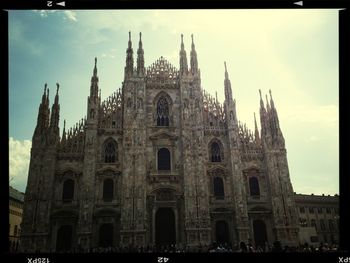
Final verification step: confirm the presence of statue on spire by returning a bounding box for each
[137,32,145,75]
[223,61,233,103]
[125,31,134,78]
[179,34,188,76]
[190,34,198,74]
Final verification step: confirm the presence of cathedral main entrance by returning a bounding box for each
[215,220,230,244]
[56,225,72,252]
[253,220,268,248]
[99,223,114,247]
[155,208,176,246]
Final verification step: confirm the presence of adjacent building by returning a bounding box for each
[295,193,339,246]
[9,186,25,252]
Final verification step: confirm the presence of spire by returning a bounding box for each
[259,90,268,138]
[50,83,60,130]
[61,119,66,143]
[268,89,282,139]
[46,87,49,104]
[47,82,60,144]
[254,112,261,145]
[224,61,229,80]
[35,83,50,135]
[265,94,270,112]
[137,32,145,76]
[259,89,265,110]
[90,57,99,99]
[45,87,50,128]
[55,82,59,104]
[179,34,188,76]
[93,57,97,77]
[42,83,47,105]
[125,31,134,78]
[224,61,233,103]
[190,34,198,74]
[128,31,132,48]
[269,89,275,109]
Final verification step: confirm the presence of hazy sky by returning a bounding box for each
[9,10,339,195]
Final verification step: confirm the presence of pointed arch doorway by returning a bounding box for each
[253,220,268,248]
[215,220,230,244]
[99,223,114,248]
[56,225,73,252]
[155,208,176,246]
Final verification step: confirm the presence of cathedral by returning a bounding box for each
[20,32,299,252]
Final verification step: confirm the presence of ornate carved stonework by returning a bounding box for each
[21,33,300,252]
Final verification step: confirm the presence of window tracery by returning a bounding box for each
[157,97,170,126]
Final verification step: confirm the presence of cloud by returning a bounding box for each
[9,137,31,192]
[32,10,77,22]
[63,11,77,22]
[101,53,115,59]
[33,10,57,18]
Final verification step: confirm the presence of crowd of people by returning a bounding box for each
[49,241,339,253]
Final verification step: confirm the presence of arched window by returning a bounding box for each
[104,141,117,163]
[320,219,326,231]
[249,177,260,197]
[158,148,171,171]
[328,220,334,231]
[157,97,169,126]
[103,179,114,202]
[213,177,225,199]
[210,142,222,162]
[62,179,74,201]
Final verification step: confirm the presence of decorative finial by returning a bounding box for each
[93,57,98,77]
[129,31,131,40]
[191,34,194,43]
[139,32,142,40]
[44,83,47,92]
[224,61,227,72]
[63,119,66,129]
[265,94,270,108]
[259,89,262,99]
[181,34,183,42]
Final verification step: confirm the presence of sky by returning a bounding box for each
[9,10,339,195]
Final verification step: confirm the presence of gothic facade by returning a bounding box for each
[20,32,299,252]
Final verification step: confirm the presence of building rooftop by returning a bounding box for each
[9,186,25,203]
[294,192,339,204]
